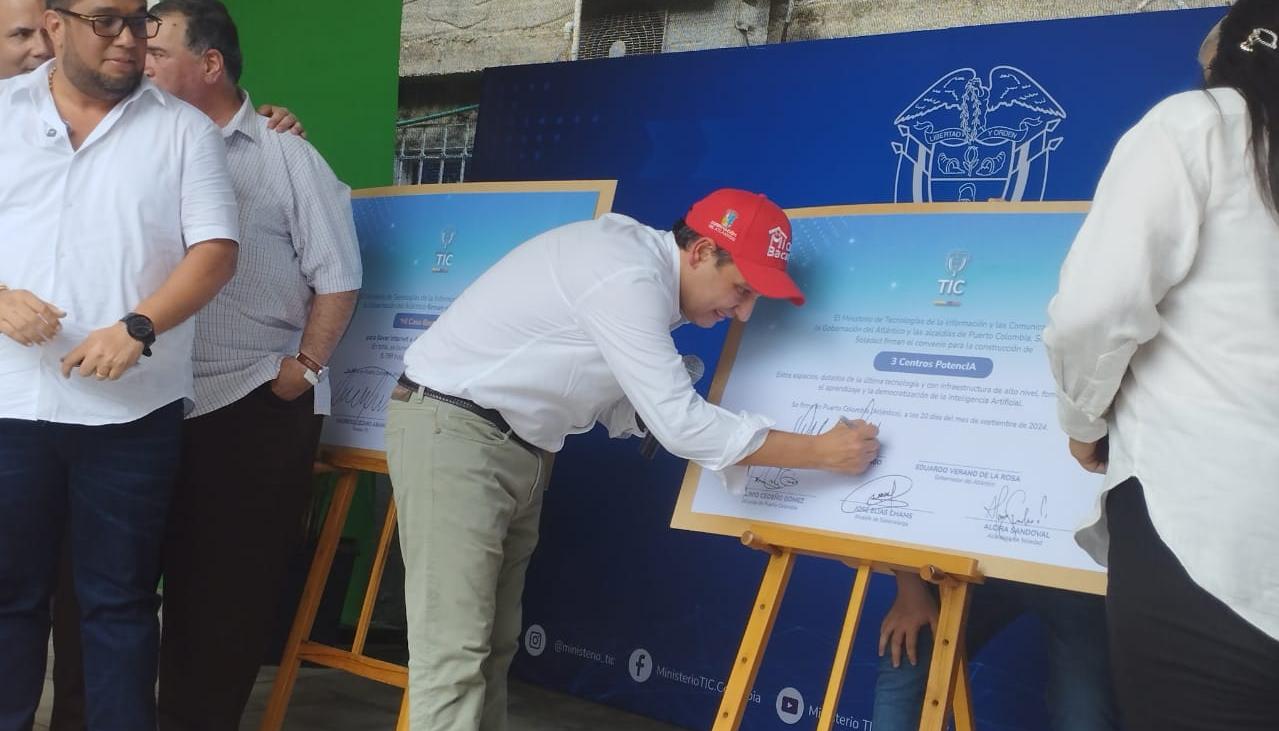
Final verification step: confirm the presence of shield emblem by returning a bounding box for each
[891,66,1066,204]
[926,139,1015,202]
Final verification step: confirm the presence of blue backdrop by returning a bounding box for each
[468,8,1223,730]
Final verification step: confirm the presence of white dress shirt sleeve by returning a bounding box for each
[1044,110,1208,442]
[181,118,240,248]
[573,267,774,475]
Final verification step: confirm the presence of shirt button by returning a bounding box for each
[46,128,56,137]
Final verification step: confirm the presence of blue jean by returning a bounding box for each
[0,403,182,731]
[873,579,1120,731]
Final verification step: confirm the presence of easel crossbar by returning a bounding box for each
[741,525,982,581]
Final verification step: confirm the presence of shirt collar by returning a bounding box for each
[221,91,258,142]
[124,75,168,108]
[10,59,54,103]
[664,229,689,327]
[14,59,166,109]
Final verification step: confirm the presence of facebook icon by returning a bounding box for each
[628,648,653,683]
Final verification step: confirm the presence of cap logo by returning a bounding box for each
[707,208,740,241]
[766,226,791,262]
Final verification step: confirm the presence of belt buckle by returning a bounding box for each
[390,384,414,402]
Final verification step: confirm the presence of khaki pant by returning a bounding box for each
[386,393,550,731]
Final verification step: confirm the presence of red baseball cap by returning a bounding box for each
[684,189,805,306]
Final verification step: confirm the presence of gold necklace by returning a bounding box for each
[47,64,73,137]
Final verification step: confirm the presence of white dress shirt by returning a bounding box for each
[1045,88,1279,639]
[403,213,773,482]
[191,94,361,417]
[0,62,240,425]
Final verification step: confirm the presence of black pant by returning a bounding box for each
[49,384,323,731]
[1106,479,1279,731]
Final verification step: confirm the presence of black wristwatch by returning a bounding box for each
[120,312,155,357]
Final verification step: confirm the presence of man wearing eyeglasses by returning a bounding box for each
[1,0,305,135]
[0,0,240,728]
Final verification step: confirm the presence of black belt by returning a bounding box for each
[395,374,539,454]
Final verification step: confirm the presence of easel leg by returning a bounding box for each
[951,654,975,731]
[917,578,972,731]
[352,500,399,656]
[258,469,359,731]
[815,563,872,731]
[395,689,411,731]
[711,549,795,731]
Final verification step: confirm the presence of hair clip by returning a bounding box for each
[1240,27,1279,53]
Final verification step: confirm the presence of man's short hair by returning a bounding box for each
[151,0,243,83]
[45,0,74,10]
[673,217,733,265]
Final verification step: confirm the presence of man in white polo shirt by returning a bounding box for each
[388,189,882,731]
[0,0,239,728]
[38,3,360,730]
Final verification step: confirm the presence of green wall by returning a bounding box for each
[221,0,401,189]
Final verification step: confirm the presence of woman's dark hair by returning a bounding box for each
[1206,0,1279,212]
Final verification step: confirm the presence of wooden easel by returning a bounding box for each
[712,524,983,731]
[259,447,410,731]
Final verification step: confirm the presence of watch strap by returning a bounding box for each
[295,351,324,374]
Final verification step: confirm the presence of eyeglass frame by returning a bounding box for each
[53,8,162,40]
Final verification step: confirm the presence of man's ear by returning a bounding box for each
[44,9,65,51]
[688,236,717,268]
[203,48,225,84]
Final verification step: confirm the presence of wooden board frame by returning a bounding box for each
[318,179,618,473]
[671,201,1106,595]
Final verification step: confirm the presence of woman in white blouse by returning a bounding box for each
[1044,1,1279,727]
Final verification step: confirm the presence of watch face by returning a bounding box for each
[127,320,148,338]
[124,315,154,343]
